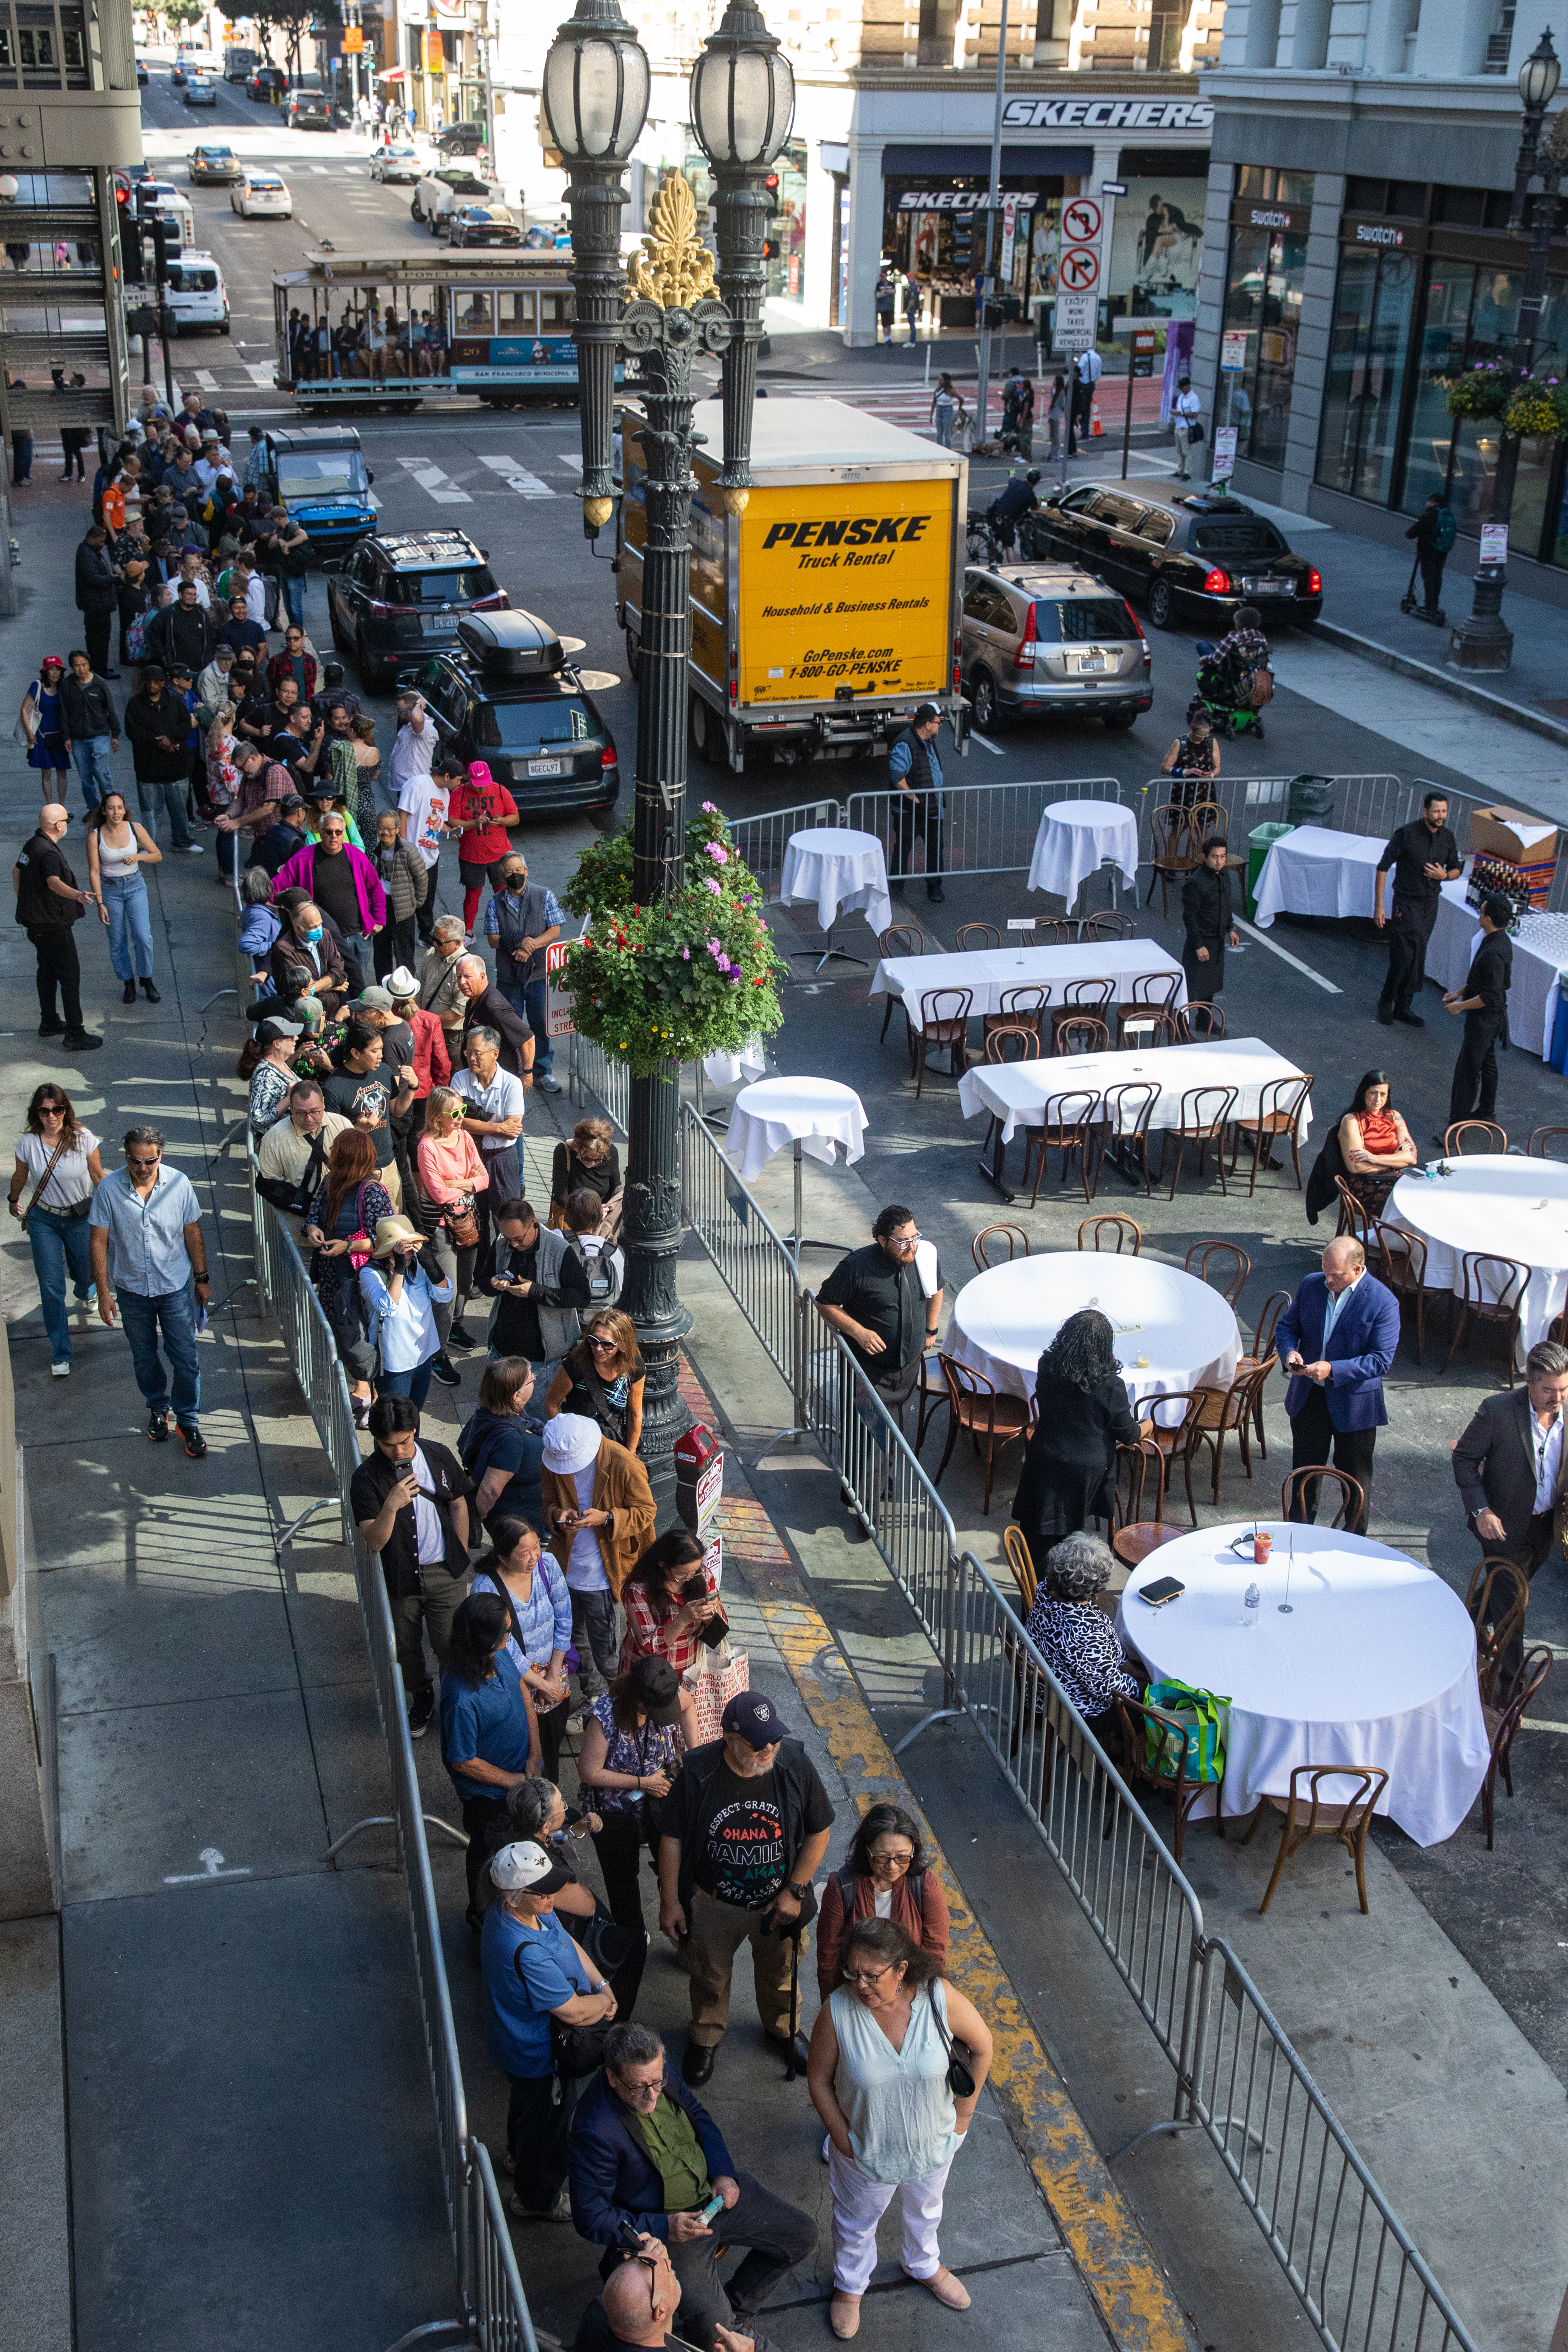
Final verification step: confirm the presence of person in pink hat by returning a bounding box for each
[449,757,519,939]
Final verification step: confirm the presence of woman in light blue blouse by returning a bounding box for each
[469,1514,574,1776]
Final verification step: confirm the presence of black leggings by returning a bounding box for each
[590,1808,657,1938]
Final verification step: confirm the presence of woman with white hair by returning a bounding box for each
[1022,1532,1141,1745]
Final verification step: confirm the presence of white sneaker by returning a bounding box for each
[179,842,206,854]
[51,1360,70,1377]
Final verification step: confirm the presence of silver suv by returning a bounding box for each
[960,561,1152,733]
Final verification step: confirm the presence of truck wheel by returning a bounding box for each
[1149,577,1176,630]
[689,691,712,761]
[970,669,998,731]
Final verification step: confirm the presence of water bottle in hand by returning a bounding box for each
[1241,1581,1260,1629]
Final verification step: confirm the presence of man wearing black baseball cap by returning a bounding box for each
[887,703,946,904]
[657,1690,834,2086]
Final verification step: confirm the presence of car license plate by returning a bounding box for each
[1244,576,1290,595]
[528,758,564,777]
[1072,652,1107,674]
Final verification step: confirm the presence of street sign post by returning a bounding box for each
[545,939,574,1037]
[1221,329,1249,372]
[1053,286,1097,351]
[1213,424,1238,484]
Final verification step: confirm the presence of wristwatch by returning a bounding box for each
[786,1881,811,1902]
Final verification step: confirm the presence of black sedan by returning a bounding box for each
[1022,486,1323,630]
[447,203,520,249]
[399,611,620,822]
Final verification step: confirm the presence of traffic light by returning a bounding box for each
[761,168,780,262]
[149,215,173,288]
[116,183,144,283]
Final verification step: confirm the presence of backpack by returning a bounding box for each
[126,608,153,662]
[1432,505,1457,554]
[566,1230,622,1307]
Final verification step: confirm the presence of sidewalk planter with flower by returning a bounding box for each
[1445,359,1513,421]
[1503,372,1568,440]
[558,803,787,1080]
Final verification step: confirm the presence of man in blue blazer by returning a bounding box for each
[1275,1236,1401,1534]
[569,2022,817,2346]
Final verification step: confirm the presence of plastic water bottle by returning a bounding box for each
[1241,1582,1260,1628]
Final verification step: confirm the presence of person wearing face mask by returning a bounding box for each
[484,852,565,1095]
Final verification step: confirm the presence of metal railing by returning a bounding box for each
[567,1027,631,1133]
[680,1104,802,1398]
[1133,774,1415,865]
[726,796,846,903]
[846,775,1123,885]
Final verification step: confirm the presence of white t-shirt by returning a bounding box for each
[873,1886,893,1919]
[15,1125,100,1211]
[390,715,435,796]
[410,1443,445,1564]
[451,1065,525,1152]
[399,774,449,870]
[1174,388,1202,422]
[566,1462,609,1590]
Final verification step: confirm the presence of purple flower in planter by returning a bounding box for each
[703,877,723,896]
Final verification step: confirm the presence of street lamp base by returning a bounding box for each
[1449,613,1514,672]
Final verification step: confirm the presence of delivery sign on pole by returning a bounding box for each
[546,939,574,1037]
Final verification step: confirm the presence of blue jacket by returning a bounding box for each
[568,2061,734,2245]
[1275,1270,1400,1432]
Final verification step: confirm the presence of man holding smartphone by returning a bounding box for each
[351,1392,474,1737]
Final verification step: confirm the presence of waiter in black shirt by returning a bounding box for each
[816,1205,942,1541]
[1180,834,1241,1005]
[1442,892,1514,1136]
[1374,791,1462,1027]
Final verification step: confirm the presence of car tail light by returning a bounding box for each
[1123,600,1145,639]
[1014,601,1040,669]
[1306,566,1322,595]
[470,590,509,610]
[1202,567,1231,595]
[953,632,962,689]
[601,746,616,768]
[365,599,417,618]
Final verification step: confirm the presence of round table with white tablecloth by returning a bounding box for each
[724,1075,867,1184]
[947,1252,1240,1416]
[1117,1522,1490,1845]
[1386,1155,1568,1356]
[1027,799,1141,908]
[778,826,891,939]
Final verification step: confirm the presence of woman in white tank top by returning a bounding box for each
[808,1917,994,2339]
[85,787,162,1005]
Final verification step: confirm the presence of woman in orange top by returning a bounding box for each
[816,1802,950,2001]
[1337,1067,1417,1221]
[415,1085,488,1359]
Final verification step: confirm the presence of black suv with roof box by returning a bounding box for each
[1023,486,1323,630]
[399,611,621,821]
[324,528,507,689]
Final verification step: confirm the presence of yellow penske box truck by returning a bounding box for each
[615,394,970,775]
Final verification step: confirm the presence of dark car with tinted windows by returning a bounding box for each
[324,527,508,687]
[401,612,620,821]
[1023,486,1323,631]
[447,201,521,248]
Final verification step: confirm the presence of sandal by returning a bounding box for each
[829,2293,861,2339]
[909,2269,970,2311]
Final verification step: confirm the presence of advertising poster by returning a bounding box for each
[737,481,956,705]
[1109,177,1208,319]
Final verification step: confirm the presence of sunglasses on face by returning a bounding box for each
[588,1335,618,1354]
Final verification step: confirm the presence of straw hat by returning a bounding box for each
[369,1215,422,1261]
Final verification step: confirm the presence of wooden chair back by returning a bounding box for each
[1025,1088,1101,1208]
[1483,1645,1552,1849]
[1244,1764,1390,1914]
[1280,1464,1364,1528]
[1056,1014,1111,1057]
[1527,1126,1568,1160]
[1064,976,1116,1013]
[985,1022,1039,1065]
[1372,1220,1429,1364]
[1120,1011,1181,1050]
[1444,1251,1531,1385]
[917,986,972,1034]
[1114,1436,1166,1528]
[879,922,928,958]
[934,1353,1031,1513]
[1179,1002,1228,1042]
[1114,1694,1215,1862]
[1245,1289,1294,1369]
[1185,1239,1250,1307]
[1023,917,1073,944]
[1176,1083,1236,1140]
[1333,1176,1372,1245]
[1444,1119,1509,1155]
[1466,1557,1529,1708]
[998,982,1048,1021]
[955,921,1001,951]
[1002,1523,1038,1613]
[1082,911,1136,940]
[1080,1213,1142,1255]
[974,1221,1030,1270]
[1129,969,1181,1010]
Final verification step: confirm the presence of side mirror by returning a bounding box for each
[321,557,343,574]
[366,470,375,485]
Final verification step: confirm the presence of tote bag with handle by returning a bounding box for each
[686,1635,749,1745]
[1143,1678,1230,1784]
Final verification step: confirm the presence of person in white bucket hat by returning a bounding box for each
[541,1411,655,1704]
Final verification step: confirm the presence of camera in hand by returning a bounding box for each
[681,1572,728,1650]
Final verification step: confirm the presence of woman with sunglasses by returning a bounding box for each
[546,1307,644,1456]
[807,1917,994,2339]
[8,1086,106,1376]
[815,1803,949,2003]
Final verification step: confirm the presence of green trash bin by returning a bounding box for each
[1247,821,1295,919]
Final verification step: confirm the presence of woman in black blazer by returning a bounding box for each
[1012,1309,1144,1559]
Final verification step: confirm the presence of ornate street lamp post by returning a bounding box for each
[544,0,793,1488]
[1450,28,1565,672]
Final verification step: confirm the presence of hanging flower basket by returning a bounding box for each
[1445,359,1512,420]
[1503,372,1568,442]
[557,804,787,1078]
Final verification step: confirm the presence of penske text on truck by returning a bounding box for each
[615,396,969,773]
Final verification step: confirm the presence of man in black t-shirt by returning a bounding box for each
[1374,792,1462,1027]
[12,803,102,1050]
[1443,892,1515,1135]
[816,1205,942,1541]
[657,1692,834,2086]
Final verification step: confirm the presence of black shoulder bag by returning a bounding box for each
[927,1983,976,2098]
[255,1124,327,1217]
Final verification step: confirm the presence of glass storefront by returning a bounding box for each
[1316,246,1419,504]
[766,140,807,303]
[883,177,1079,335]
[1218,204,1308,472]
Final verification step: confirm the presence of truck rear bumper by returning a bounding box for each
[728,695,970,761]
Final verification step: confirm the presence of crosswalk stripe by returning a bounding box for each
[191,368,219,388]
[476,453,554,499]
[396,453,471,504]
[245,362,275,386]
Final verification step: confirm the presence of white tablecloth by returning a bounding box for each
[950,1253,1240,1413]
[724,1075,868,1184]
[1027,799,1141,906]
[1427,878,1568,1057]
[1387,1157,1568,1356]
[703,1034,766,1088]
[779,827,891,938]
[1118,1523,1490,1847]
[957,1034,1313,1146]
[1252,825,1382,929]
[869,939,1187,1020]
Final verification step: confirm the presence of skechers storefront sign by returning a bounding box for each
[1001,97,1214,130]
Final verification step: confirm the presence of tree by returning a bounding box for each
[216,0,336,76]
[162,0,206,30]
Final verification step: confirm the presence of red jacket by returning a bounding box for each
[267,649,317,702]
[407,1007,451,1100]
[816,1865,951,2000]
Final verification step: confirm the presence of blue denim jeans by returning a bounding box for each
[282,573,306,626]
[374,1357,433,1409]
[137,776,193,849]
[116,1278,201,1425]
[103,873,154,981]
[74,735,115,813]
[499,973,554,1080]
[27,1204,93,1365]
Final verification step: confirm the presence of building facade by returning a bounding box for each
[1188,0,1568,600]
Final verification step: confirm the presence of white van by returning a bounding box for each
[139,182,197,252]
[162,252,231,335]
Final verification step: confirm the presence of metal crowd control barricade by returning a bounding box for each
[845,775,1123,890]
[726,796,847,905]
[1134,775,1484,871]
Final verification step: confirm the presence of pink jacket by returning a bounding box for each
[273,841,387,937]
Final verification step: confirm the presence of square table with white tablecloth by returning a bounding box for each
[869,938,1187,1022]
[1251,825,1383,929]
[1027,799,1141,908]
[1118,1523,1491,1845]
[1386,1156,1568,1357]
[950,1251,1240,1413]
[778,826,891,939]
[1427,878,1568,1057]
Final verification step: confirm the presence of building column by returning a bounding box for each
[842,135,886,347]
[1277,172,1344,510]
[1188,157,1233,470]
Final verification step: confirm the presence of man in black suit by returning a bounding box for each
[1452,1340,1568,1580]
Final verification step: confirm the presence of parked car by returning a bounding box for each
[187,144,242,185]
[231,169,292,218]
[136,55,148,85]
[246,65,288,102]
[397,612,621,821]
[447,202,520,249]
[1023,485,1325,631]
[182,72,217,106]
[434,120,486,154]
[412,165,490,231]
[284,83,332,130]
[324,527,507,687]
[959,559,1152,733]
[369,142,422,184]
